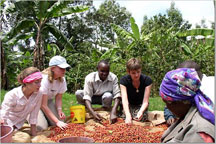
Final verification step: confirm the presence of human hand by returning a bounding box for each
[30,124,37,136]
[56,121,68,130]
[92,112,104,121]
[166,117,175,126]
[110,112,118,124]
[134,111,143,121]
[31,131,37,136]
[58,111,66,120]
[125,115,132,124]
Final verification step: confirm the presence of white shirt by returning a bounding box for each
[83,72,121,102]
[200,74,215,104]
[40,74,67,100]
[0,86,43,129]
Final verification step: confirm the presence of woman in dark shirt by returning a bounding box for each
[120,58,153,124]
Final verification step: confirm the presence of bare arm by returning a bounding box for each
[135,84,152,120]
[41,94,59,124]
[55,93,66,119]
[120,84,132,124]
[140,84,152,113]
[110,76,121,124]
[55,93,63,109]
[85,100,103,121]
[110,97,121,124]
[30,124,36,136]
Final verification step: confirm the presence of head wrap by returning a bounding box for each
[22,72,42,83]
[160,68,214,125]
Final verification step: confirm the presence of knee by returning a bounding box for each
[102,92,113,105]
[75,90,84,97]
[102,92,113,99]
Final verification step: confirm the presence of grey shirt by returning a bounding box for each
[83,72,121,102]
[161,106,215,143]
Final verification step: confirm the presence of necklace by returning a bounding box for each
[132,81,140,93]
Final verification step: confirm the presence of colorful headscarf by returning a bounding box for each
[160,68,214,125]
[23,72,42,83]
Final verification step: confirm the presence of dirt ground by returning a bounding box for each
[11,109,166,143]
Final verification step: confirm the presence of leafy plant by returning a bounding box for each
[3,0,89,70]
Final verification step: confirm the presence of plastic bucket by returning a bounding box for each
[70,105,85,123]
[58,136,94,143]
[0,125,14,143]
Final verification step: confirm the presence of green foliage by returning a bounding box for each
[1,89,7,102]
[178,28,214,37]
[177,28,215,76]
[0,0,5,6]
[138,4,192,96]
[4,0,88,67]
[4,19,35,40]
[111,23,133,40]
[130,17,140,40]
[1,0,214,98]
[93,0,132,44]
[57,0,132,92]
[111,16,148,59]
[43,23,74,50]
[2,0,89,90]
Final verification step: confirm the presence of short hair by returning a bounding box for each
[97,59,110,69]
[126,58,142,71]
[177,60,203,80]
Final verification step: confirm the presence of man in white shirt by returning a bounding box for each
[75,60,121,123]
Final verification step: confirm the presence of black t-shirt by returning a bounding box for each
[120,74,153,105]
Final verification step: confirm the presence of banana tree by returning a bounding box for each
[177,28,215,58]
[89,17,151,65]
[3,0,88,70]
[177,28,215,74]
[111,17,153,58]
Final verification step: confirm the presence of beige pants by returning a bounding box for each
[36,99,61,131]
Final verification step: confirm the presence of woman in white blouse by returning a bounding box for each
[37,56,70,130]
[0,67,43,136]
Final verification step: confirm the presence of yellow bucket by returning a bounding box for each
[70,105,85,123]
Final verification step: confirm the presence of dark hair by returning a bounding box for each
[177,60,203,80]
[97,60,110,69]
[126,58,142,71]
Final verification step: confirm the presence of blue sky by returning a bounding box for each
[93,0,215,29]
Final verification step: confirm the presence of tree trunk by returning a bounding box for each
[0,42,8,90]
[33,21,44,70]
[0,13,8,89]
[34,41,44,70]
[39,36,44,70]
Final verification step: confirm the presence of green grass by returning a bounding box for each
[149,97,165,111]
[1,89,7,102]
[1,89,165,117]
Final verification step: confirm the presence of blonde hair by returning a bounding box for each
[42,67,63,83]
[126,58,142,71]
[17,67,40,85]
